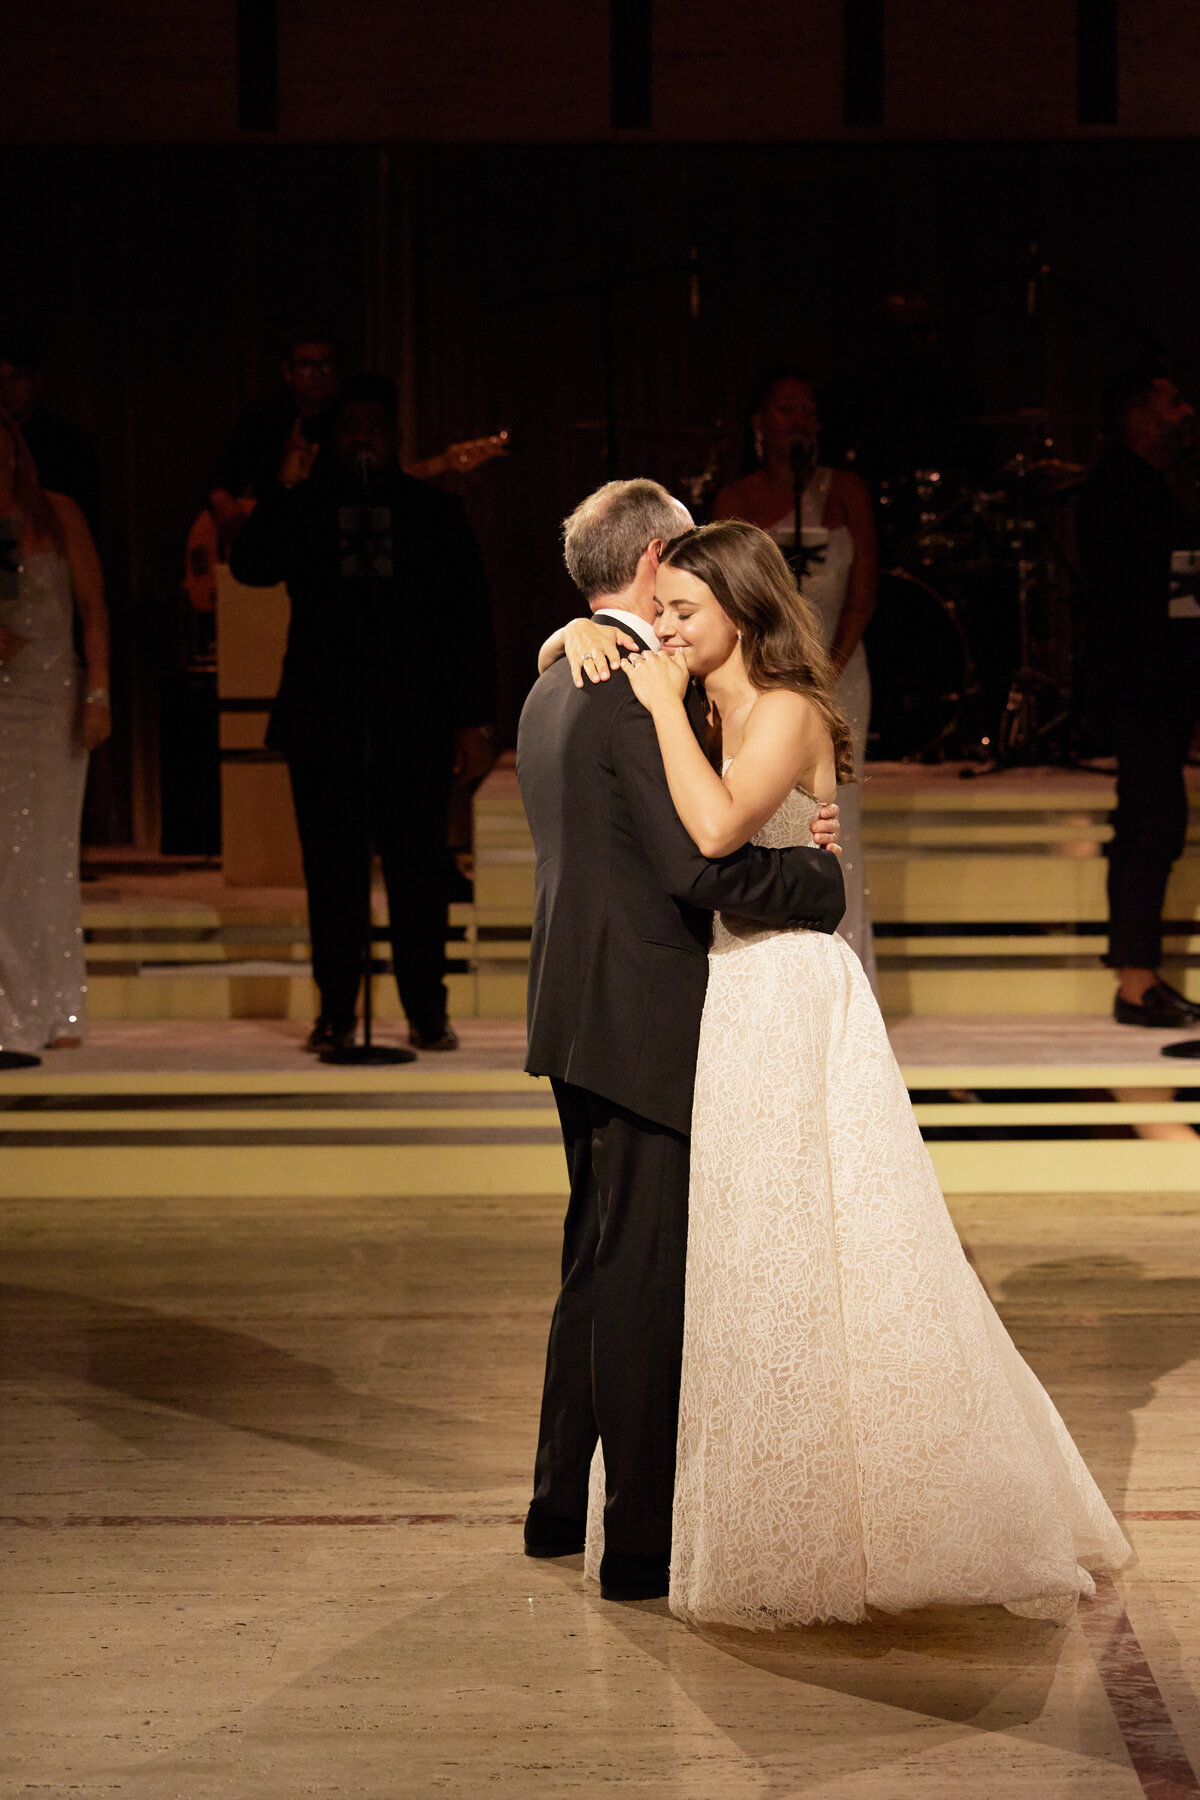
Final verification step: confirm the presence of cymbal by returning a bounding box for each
[969,409,1093,427]
[968,409,1048,425]
[1024,456,1086,475]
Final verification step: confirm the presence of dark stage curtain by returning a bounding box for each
[9,141,1200,844]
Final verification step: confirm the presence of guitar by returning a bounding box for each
[405,430,510,481]
[183,430,510,615]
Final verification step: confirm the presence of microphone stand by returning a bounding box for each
[319,448,417,1066]
[786,438,818,584]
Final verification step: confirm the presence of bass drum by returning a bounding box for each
[864,569,971,761]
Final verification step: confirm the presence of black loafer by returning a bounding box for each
[305,1018,356,1053]
[1155,979,1200,1020]
[598,1549,670,1601]
[408,1022,460,1052]
[523,1505,586,1558]
[1114,983,1200,1028]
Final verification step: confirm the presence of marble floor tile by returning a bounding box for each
[3,1182,1198,1797]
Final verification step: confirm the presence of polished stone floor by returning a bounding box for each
[3,1174,1200,1797]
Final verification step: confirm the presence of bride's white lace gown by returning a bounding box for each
[586,781,1130,1627]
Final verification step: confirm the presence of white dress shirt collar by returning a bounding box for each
[591,606,660,652]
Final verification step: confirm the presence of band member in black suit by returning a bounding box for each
[231,374,497,1052]
[517,479,845,1600]
[1076,368,1200,1028]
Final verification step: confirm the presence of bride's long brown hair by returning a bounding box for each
[661,519,856,784]
[0,407,66,554]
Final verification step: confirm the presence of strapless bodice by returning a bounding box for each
[720,758,823,852]
[713,768,826,954]
[751,785,821,851]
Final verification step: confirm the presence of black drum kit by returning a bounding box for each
[863,423,1087,767]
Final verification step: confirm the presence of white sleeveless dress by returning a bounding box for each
[0,550,89,1053]
[586,782,1130,1627]
[769,468,876,989]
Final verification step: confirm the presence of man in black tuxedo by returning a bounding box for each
[517,479,845,1600]
[231,374,497,1052]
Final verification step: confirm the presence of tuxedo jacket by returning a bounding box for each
[516,621,846,1135]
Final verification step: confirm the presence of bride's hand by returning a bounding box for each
[563,618,637,687]
[622,646,690,712]
[810,802,841,854]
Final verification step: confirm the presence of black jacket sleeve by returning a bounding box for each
[228,487,308,589]
[437,493,496,728]
[609,690,845,932]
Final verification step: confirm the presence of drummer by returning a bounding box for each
[714,369,879,987]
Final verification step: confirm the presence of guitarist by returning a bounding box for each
[230,373,499,1055]
[209,326,341,559]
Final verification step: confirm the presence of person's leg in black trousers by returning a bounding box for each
[370,731,455,1039]
[286,742,372,1030]
[526,1080,600,1546]
[528,1079,690,1589]
[1107,638,1200,1022]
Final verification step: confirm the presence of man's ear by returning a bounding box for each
[646,537,666,570]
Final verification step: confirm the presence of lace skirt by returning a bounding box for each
[664,926,1129,1628]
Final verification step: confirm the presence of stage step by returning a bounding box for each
[473,765,1200,1019]
[1,1050,1195,1198]
[79,765,1200,1022]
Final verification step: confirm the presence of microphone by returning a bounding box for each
[356,448,379,494]
[788,433,816,477]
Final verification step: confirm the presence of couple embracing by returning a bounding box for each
[517,479,1128,1629]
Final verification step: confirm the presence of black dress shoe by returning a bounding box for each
[305,1018,356,1053]
[408,1022,459,1052]
[1155,978,1200,1019]
[523,1504,586,1558]
[598,1549,670,1601]
[1114,983,1200,1028]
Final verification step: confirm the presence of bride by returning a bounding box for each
[550,519,1129,1629]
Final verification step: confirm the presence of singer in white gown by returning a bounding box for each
[0,413,111,1056]
[582,521,1130,1629]
[716,372,878,986]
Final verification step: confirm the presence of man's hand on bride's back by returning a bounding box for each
[562,618,638,686]
[811,802,841,854]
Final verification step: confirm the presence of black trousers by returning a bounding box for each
[285,730,454,1032]
[1105,626,1200,970]
[532,1079,690,1560]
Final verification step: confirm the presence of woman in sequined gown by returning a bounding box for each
[579,521,1129,1631]
[715,371,878,987]
[0,410,111,1057]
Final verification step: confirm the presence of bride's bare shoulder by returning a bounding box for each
[744,688,827,747]
[741,690,835,796]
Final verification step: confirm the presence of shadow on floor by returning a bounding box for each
[0,1282,509,1485]
[991,1252,1200,1516]
[531,1563,1085,1797]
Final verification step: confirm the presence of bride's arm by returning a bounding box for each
[622,654,834,857]
[537,617,639,684]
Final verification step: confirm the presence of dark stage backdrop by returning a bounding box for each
[9,140,1200,846]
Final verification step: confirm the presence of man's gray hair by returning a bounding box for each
[562,479,693,603]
